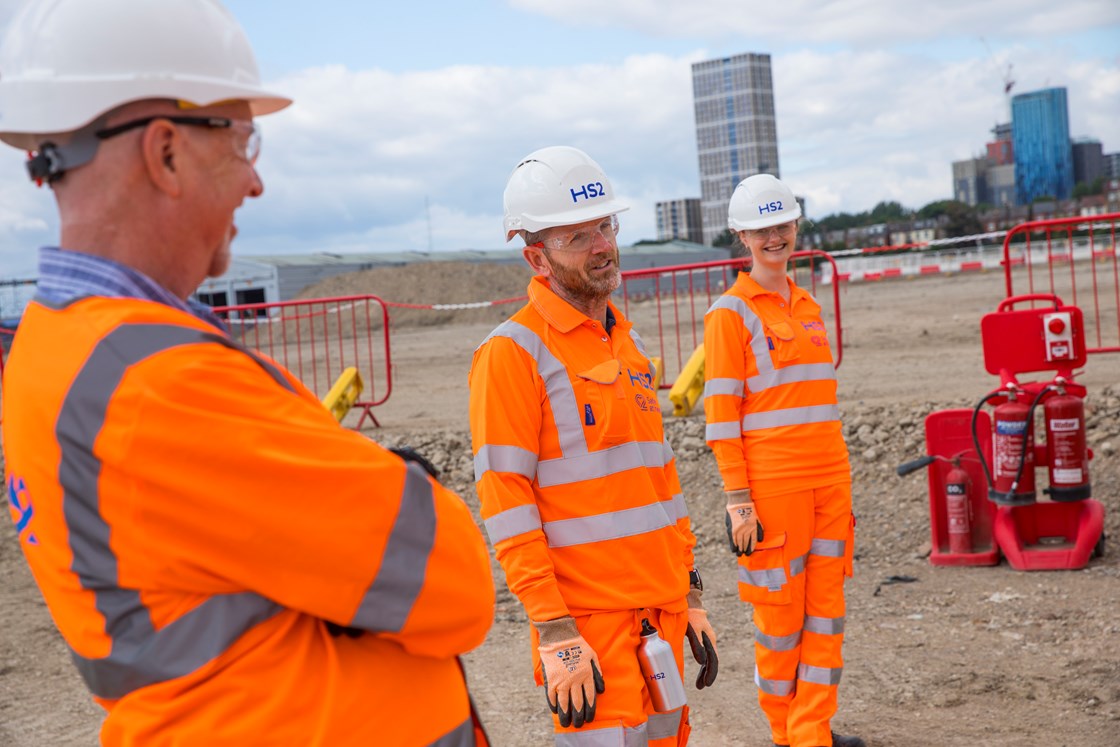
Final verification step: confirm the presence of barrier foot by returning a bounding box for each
[356,405,381,429]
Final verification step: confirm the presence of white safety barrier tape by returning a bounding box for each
[429,301,495,310]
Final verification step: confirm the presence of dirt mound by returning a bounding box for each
[297,261,534,329]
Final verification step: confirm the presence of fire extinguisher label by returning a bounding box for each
[996,420,1027,435]
[1049,418,1079,432]
[1053,468,1083,482]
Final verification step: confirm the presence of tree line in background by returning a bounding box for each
[710,176,1111,251]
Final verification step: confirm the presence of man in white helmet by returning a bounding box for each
[468,145,720,745]
[0,1,494,744]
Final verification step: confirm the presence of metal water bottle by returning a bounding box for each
[636,618,687,712]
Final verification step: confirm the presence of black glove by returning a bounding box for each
[685,621,718,689]
[390,446,439,478]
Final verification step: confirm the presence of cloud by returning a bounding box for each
[240,53,699,254]
[508,0,1120,45]
[0,0,1116,281]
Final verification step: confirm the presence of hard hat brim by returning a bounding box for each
[508,199,631,242]
[0,78,292,150]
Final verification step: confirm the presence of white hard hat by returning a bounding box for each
[503,145,630,242]
[727,174,802,231]
[0,0,291,152]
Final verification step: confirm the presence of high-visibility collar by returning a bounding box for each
[733,270,813,306]
[527,275,628,335]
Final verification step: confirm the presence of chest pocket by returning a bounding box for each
[765,320,801,365]
[575,360,632,446]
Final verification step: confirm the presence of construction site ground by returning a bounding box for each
[1,262,1118,746]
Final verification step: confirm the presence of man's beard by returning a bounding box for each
[544,248,622,305]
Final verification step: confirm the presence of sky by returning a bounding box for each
[0,0,1118,280]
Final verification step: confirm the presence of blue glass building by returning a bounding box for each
[1011,87,1073,203]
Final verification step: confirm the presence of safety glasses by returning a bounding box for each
[96,116,261,164]
[536,214,620,253]
[743,220,797,241]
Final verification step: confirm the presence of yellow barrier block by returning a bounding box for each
[650,356,663,390]
[668,345,705,417]
[322,367,364,423]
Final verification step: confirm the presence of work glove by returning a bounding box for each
[390,446,440,478]
[534,616,606,728]
[725,488,764,556]
[685,588,719,689]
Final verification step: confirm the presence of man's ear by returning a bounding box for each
[522,244,552,278]
[140,120,183,197]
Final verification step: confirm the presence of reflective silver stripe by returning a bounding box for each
[350,462,436,633]
[704,377,744,398]
[742,404,840,432]
[474,443,538,482]
[429,716,475,747]
[60,324,284,700]
[483,321,586,457]
[665,492,689,521]
[739,565,787,592]
[544,499,678,548]
[738,552,808,592]
[747,361,837,392]
[705,420,742,441]
[804,615,846,635]
[790,553,807,577]
[484,504,542,545]
[536,440,669,488]
[798,662,843,686]
[647,708,684,739]
[755,667,795,696]
[755,626,801,652]
[811,538,846,558]
[555,722,648,746]
[629,327,650,358]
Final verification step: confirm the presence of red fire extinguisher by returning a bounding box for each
[945,458,972,554]
[990,389,1036,505]
[1044,381,1092,502]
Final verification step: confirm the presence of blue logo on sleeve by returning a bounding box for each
[584,404,596,425]
[8,476,38,545]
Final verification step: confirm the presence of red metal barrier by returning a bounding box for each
[214,295,392,428]
[1003,213,1120,355]
[619,250,843,389]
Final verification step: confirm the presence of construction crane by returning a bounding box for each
[979,37,1015,122]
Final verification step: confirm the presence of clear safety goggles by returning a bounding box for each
[743,220,797,241]
[95,116,261,164]
[536,214,620,253]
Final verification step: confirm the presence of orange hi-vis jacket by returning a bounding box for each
[3,295,495,746]
[469,277,695,625]
[703,272,850,495]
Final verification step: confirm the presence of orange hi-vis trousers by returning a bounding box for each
[535,608,691,746]
[737,482,854,747]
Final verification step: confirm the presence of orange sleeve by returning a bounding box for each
[703,305,751,491]
[468,336,569,623]
[105,343,495,660]
[663,449,696,569]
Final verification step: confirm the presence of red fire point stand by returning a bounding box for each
[901,294,1106,571]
